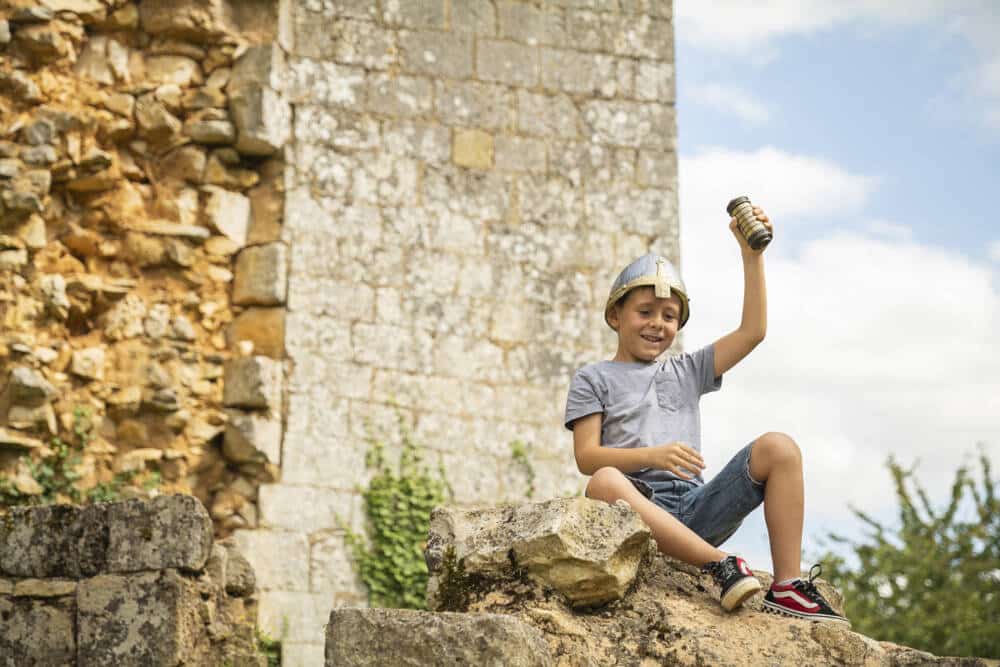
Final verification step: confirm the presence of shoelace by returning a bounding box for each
[793,564,824,600]
[701,557,739,584]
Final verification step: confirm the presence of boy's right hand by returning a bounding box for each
[646,442,705,480]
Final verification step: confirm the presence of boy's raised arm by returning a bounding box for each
[712,207,772,378]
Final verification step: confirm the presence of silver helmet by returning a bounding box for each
[604,253,690,330]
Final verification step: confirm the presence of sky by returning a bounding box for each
[673,0,1000,572]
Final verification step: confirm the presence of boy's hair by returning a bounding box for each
[605,253,690,330]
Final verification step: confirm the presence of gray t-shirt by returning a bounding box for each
[564,344,722,485]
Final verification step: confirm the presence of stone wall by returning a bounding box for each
[0,0,289,536]
[0,494,265,665]
[233,0,681,662]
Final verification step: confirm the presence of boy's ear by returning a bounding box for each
[607,306,620,332]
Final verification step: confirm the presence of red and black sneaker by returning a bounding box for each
[763,564,850,625]
[701,555,761,611]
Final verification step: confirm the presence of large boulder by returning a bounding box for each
[426,496,651,609]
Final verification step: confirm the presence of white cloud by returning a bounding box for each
[688,83,771,124]
[679,147,1000,571]
[679,146,876,231]
[676,0,1000,132]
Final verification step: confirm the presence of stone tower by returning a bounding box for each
[235,1,680,662]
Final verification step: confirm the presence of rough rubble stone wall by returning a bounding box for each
[0,0,289,537]
[233,0,680,662]
[0,495,265,666]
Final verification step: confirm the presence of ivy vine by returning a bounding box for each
[343,421,448,610]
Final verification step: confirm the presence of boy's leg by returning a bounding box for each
[586,467,725,566]
[747,432,804,583]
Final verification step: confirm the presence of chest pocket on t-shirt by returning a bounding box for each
[654,373,689,412]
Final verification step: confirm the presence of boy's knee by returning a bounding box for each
[755,432,801,463]
[586,466,628,500]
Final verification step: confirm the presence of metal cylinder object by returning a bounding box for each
[726,195,772,251]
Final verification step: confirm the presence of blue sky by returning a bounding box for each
[673,1,1000,572]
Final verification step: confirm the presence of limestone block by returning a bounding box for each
[366,73,433,118]
[202,185,250,247]
[229,85,291,157]
[0,20,9,45]
[185,119,236,145]
[325,609,553,667]
[7,366,55,405]
[218,539,256,596]
[399,29,472,79]
[495,136,546,173]
[426,497,651,609]
[226,307,286,359]
[145,55,203,87]
[229,43,286,94]
[38,0,107,22]
[582,100,676,150]
[0,427,45,453]
[518,91,580,139]
[70,347,106,380]
[231,530,309,592]
[285,59,366,107]
[637,149,678,189]
[135,95,182,144]
[12,579,77,597]
[7,403,57,434]
[104,495,214,573]
[0,504,108,578]
[477,39,539,87]
[223,409,282,464]
[499,1,558,44]
[258,484,354,533]
[77,570,199,666]
[222,355,283,410]
[382,0,446,28]
[139,0,236,39]
[232,242,288,306]
[310,532,364,593]
[452,128,493,170]
[637,60,676,102]
[541,48,633,98]
[0,595,76,666]
[435,80,516,131]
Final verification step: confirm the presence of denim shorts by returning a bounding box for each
[626,442,765,547]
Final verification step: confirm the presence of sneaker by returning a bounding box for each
[701,555,762,611]
[763,564,850,625]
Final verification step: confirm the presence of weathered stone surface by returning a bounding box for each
[426,497,650,609]
[139,0,235,38]
[232,242,288,305]
[0,594,76,666]
[453,128,494,170]
[202,185,250,246]
[105,495,214,573]
[223,409,281,464]
[0,503,108,578]
[226,307,286,359]
[12,578,77,598]
[325,608,553,667]
[77,570,200,666]
[229,85,292,156]
[7,366,56,406]
[70,347,106,380]
[222,355,282,410]
[0,427,45,452]
[219,539,256,596]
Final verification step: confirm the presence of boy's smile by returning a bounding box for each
[608,286,681,363]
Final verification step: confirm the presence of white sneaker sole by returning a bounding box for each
[762,601,852,627]
[721,577,762,611]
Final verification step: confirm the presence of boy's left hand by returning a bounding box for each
[729,206,773,257]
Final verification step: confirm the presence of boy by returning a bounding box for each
[564,206,847,624]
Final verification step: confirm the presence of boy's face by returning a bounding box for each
[608,286,681,362]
